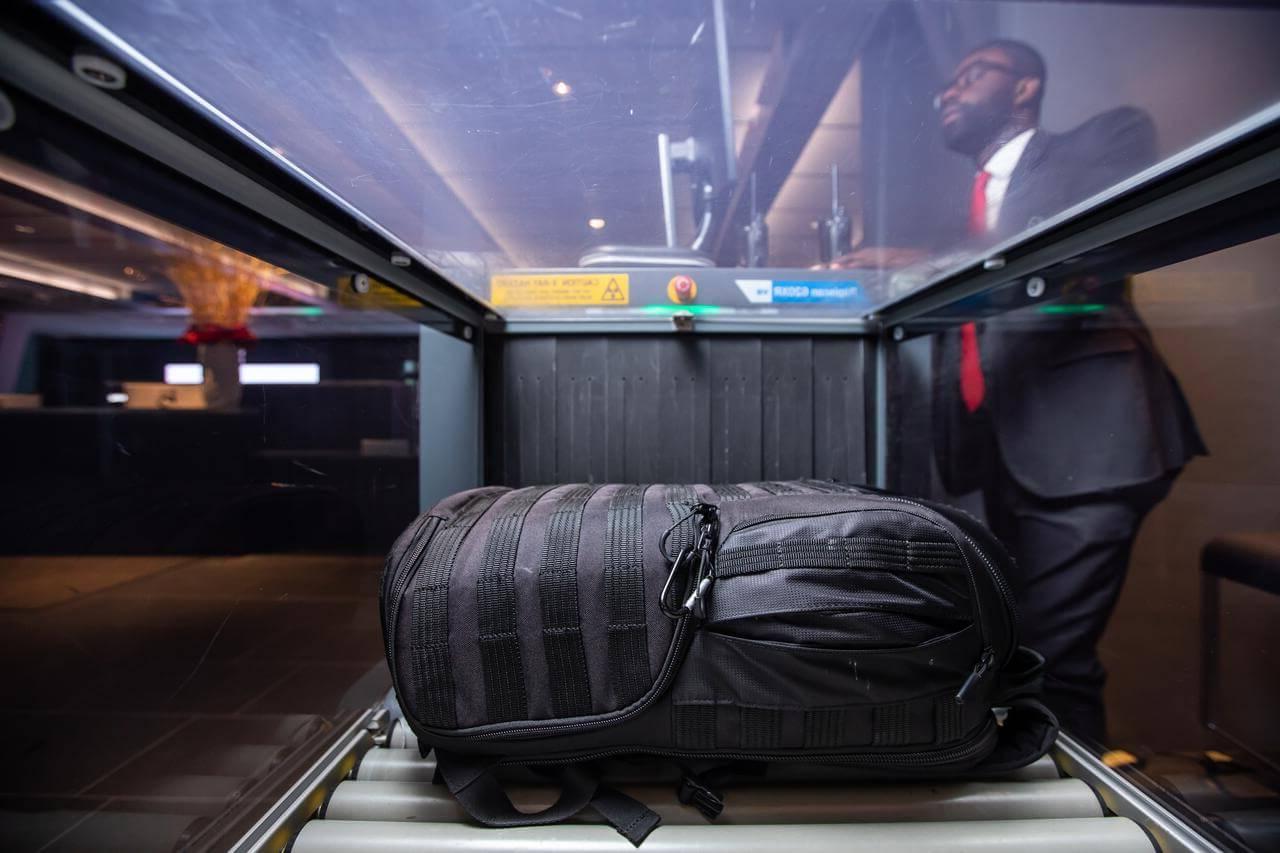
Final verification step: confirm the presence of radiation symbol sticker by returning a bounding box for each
[601,277,626,302]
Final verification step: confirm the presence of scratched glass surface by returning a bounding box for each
[61,0,1280,317]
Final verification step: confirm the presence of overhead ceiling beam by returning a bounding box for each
[711,2,887,264]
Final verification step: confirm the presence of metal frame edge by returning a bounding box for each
[227,710,377,853]
[1053,733,1226,853]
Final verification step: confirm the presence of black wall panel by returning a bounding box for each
[486,336,870,486]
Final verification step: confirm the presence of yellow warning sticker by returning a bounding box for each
[337,275,423,310]
[490,273,630,307]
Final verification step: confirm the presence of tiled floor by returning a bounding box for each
[0,554,390,853]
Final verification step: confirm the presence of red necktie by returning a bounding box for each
[960,171,990,413]
[969,170,991,235]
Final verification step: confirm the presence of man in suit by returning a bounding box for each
[842,40,1206,741]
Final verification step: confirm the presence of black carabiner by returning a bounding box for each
[660,503,720,621]
[660,545,694,619]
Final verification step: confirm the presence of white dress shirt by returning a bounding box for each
[980,128,1036,232]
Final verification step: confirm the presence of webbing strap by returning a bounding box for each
[412,492,501,728]
[476,486,554,722]
[604,485,651,706]
[756,480,804,495]
[709,483,750,501]
[803,707,850,748]
[872,702,912,746]
[665,484,698,545]
[435,750,661,846]
[739,706,783,749]
[935,696,966,743]
[539,484,601,717]
[673,702,717,749]
[716,537,964,578]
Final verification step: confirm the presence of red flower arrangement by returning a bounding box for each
[179,323,256,346]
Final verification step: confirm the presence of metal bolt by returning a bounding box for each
[671,311,695,333]
[982,256,1006,271]
[71,53,127,90]
[352,273,371,294]
[891,326,905,341]
[0,89,14,132]
[1025,276,1046,298]
[462,326,474,341]
[390,252,411,267]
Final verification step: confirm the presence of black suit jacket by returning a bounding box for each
[935,107,1207,499]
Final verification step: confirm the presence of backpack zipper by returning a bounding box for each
[411,612,697,742]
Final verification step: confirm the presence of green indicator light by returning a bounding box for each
[639,304,723,316]
[1037,303,1105,315]
[300,306,325,316]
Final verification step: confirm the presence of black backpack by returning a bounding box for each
[380,481,1057,845]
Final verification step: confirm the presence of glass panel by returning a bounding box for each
[0,90,423,851]
[53,0,1280,320]
[888,231,1280,851]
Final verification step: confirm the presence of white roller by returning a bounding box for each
[293,817,1154,853]
[324,777,1101,824]
[386,722,417,750]
[355,748,1061,785]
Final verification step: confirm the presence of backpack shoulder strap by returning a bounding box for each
[433,750,660,847]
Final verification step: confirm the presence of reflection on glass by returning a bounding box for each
[59,0,1280,316]
[898,232,1280,850]
[838,39,1156,270]
[0,149,418,848]
[932,272,1206,742]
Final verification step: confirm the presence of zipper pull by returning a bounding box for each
[955,648,996,705]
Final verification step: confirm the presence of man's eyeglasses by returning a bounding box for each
[932,61,1018,110]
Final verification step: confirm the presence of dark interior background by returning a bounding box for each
[0,335,419,555]
[485,334,871,487]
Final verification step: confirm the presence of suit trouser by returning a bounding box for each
[982,468,1175,744]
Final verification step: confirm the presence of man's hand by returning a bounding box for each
[826,246,929,270]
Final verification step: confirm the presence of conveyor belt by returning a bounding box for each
[254,717,1195,853]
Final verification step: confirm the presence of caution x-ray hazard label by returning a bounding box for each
[490,273,630,307]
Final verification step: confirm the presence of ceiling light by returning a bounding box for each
[13,224,35,234]
[587,217,606,230]
[552,80,572,97]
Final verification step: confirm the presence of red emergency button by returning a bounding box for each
[667,274,698,304]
